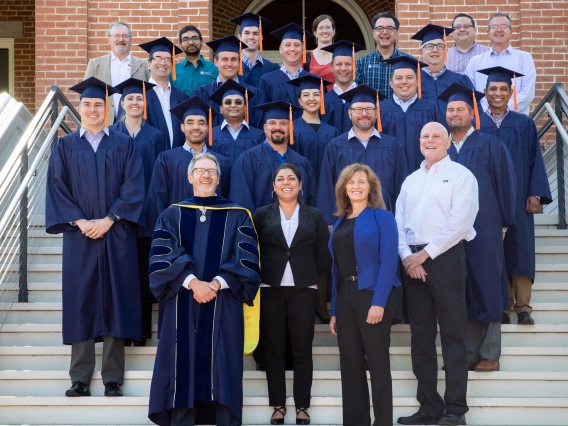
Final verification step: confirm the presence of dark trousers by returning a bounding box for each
[405,243,469,417]
[137,237,155,338]
[336,282,395,426]
[70,336,125,385]
[170,403,240,426]
[261,286,317,408]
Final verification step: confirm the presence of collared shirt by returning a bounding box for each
[280,64,303,80]
[347,127,381,148]
[486,107,509,128]
[422,66,447,80]
[264,140,286,163]
[242,53,264,70]
[465,45,536,116]
[395,155,479,260]
[216,76,242,87]
[333,81,357,100]
[182,142,207,155]
[393,93,418,112]
[149,77,174,147]
[447,42,490,75]
[221,119,249,140]
[80,127,109,152]
[355,47,414,98]
[110,53,132,115]
[172,56,218,95]
[451,126,475,153]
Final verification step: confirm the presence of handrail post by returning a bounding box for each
[556,91,567,229]
[17,148,28,302]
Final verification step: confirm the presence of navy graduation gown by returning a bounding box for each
[420,69,474,110]
[211,124,264,165]
[191,80,266,129]
[148,197,260,425]
[259,69,313,120]
[144,146,231,238]
[45,129,145,343]
[322,89,352,135]
[144,86,189,149]
[448,131,517,322]
[230,142,316,213]
[317,132,408,225]
[242,58,280,87]
[380,98,445,172]
[290,117,340,182]
[480,112,552,280]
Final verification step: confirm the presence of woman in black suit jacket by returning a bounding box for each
[253,163,331,426]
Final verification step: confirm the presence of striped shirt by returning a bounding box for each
[447,42,490,75]
[242,53,264,70]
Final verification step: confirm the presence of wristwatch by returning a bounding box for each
[107,213,119,222]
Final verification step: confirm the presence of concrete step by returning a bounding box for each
[535,230,568,246]
[534,214,559,229]
[536,245,568,262]
[0,346,566,372]
[1,396,567,425]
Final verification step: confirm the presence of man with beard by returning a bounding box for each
[317,84,408,225]
[230,101,316,213]
[172,25,218,95]
[85,21,150,124]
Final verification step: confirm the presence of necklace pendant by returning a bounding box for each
[200,212,207,223]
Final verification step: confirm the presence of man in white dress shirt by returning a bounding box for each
[396,122,479,426]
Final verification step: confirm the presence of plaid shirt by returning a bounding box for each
[356,48,414,98]
[280,64,303,80]
[447,42,490,75]
[486,107,509,129]
[242,53,264,70]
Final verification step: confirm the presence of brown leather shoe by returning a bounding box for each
[474,359,500,372]
[468,361,479,371]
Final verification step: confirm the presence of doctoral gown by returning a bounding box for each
[480,111,552,281]
[259,69,313,120]
[420,69,474,110]
[380,98,445,172]
[317,133,408,225]
[148,196,261,425]
[230,142,316,213]
[448,131,517,322]
[45,130,146,344]
[322,89,352,135]
[241,58,280,87]
[211,124,264,166]
[191,80,266,129]
[290,117,340,183]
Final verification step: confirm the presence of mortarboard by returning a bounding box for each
[209,79,255,123]
[170,97,218,145]
[206,36,249,76]
[287,74,332,115]
[338,85,386,132]
[113,78,156,120]
[411,23,454,64]
[477,66,524,111]
[70,77,120,128]
[255,101,303,145]
[270,23,315,65]
[321,40,365,81]
[230,13,272,52]
[438,82,485,129]
[384,56,429,98]
[138,37,183,80]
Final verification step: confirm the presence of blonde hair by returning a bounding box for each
[334,163,386,217]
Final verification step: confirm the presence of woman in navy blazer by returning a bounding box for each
[328,163,400,426]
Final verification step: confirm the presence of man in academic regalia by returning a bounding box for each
[380,56,446,172]
[45,77,145,397]
[410,24,474,110]
[144,97,231,239]
[259,23,316,120]
[137,37,189,149]
[439,82,517,373]
[317,84,408,225]
[478,66,552,326]
[209,79,264,166]
[191,36,266,128]
[230,101,316,213]
[148,152,261,426]
[321,40,364,135]
[231,13,280,88]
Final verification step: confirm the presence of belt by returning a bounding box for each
[409,244,428,253]
[341,275,358,283]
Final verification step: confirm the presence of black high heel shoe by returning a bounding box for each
[296,407,311,425]
[270,406,286,425]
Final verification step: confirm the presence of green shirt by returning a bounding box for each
[171,56,218,95]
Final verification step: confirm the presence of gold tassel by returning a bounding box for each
[376,91,382,132]
[302,31,307,65]
[208,107,213,145]
[142,82,147,120]
[105,84,109,128]
[172,41,177,81]
[352,43,356,81]
[245,89,249,123]
[238,42,243,76]
[320,78,325,115]
[289,104,294,145]
[513,72,518,111]
[259,17,263,53]
[443,29,448,64]
[472,89,480,130]
[417,58,422,99]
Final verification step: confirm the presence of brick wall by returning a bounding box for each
[0,0,35,110]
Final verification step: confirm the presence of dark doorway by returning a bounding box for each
[256,0,366,50]
[0,49,9,94]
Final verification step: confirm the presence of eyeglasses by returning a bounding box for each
[453,24,474,30]
[151,56,172,63]
[223,99,244,106]
[489,24,511,30]
[192,168,219,176]
[110,34,131,40]
[373,26,397,33]
[350,107,376,114]
[422,43,446,51]
[181,36,201,44]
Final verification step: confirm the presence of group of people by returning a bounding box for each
[44,8,552,426]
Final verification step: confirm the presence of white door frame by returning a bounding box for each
[0,38,15,96]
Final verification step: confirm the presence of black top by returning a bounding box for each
[332,217,357,278]
[308,123,321,132]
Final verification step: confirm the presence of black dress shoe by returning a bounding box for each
[133,336,147,346]
[65,381,90,397]
[517,311,535,325]
[397,411,439,425]
[502,312,511,324]
[104,382,123,397]
[438,411,466,425]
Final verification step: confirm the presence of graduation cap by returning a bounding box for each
[321,40,365,81]
[438,82,485,130]
[270,23,315,65]
[286,74,332,115]
[70,77,120,128]
[138,37,183,80]
[411,23,454,64]
[338,85,386,132]
[170,97,218,146]
[209,79,255,124]
[113,78,156,120]
[206,36,249,77]
[255,101,303,145]
[384,56,429,98]
[230,13,272,52]
[477,66,524,111]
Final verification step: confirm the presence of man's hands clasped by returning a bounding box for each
[189,278,221,303]
[76,217,114,239]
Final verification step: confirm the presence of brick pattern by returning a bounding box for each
[0,0,35,110]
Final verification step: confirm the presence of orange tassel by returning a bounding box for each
[259,17,263,53]
[351,43,356,81]
[208,107,213,146]
[302,31,307,65]
[172,42,177,81]
[142,82,147,120]
[289,104,294,145]
[105,84,109,128]
[443,29,448,64]
[376,91,382,132]
[238,42,243,76]
[320,78,325,115]
[245,89,250,123]
[472,89,480,130]
[513,72,518,111]
[417,59,422,99]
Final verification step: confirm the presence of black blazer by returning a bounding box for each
[253,201,331,288]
